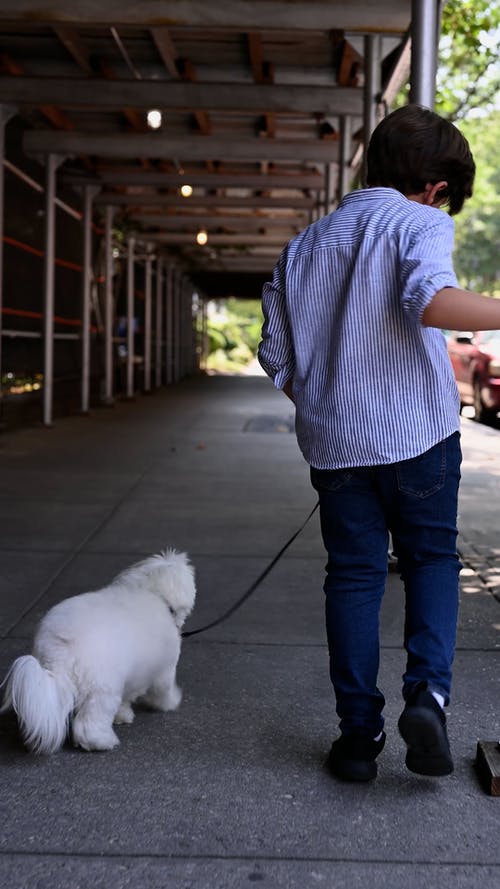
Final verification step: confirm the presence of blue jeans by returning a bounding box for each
[310,432,462,738]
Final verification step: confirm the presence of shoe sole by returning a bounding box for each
[327,757,378,782]
[398,706,454,776]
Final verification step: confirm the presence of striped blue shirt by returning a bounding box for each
[258,187,460,469]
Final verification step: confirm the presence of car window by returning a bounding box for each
[480,330,500,349]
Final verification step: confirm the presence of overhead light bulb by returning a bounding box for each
[196,229,208,246]
[147,109,162,129]
[180,184,193,198]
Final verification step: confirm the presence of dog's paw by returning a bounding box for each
[166,683,182,711]
[140,682,182,712]
[114,702,135,725]
[72,721,120,752]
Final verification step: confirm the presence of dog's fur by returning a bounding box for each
[1,550,196,754]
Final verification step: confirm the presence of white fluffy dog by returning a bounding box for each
[1,549,196,754]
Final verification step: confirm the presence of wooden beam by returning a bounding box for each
[130,213,303,230]
[247,33,276,143]
[150,27,179,79]
[94,192,315,208]
[63,169,324,189]
[0,54,75,130]
[98,59,148,132]
[177,57,212,135]
[0,77,364,116]
[52,24,93,74]
[146,232,291,245]
[476,741,500,796]
[24,130,340,162]
[0,2,412,33]
[338,39,363,87]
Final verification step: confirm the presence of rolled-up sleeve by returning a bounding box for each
[258,246,296,389]
[399,214,459,325]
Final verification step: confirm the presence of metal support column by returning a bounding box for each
[43,153,64,426]
[181,279,191,379]
[338,115,352,200]
[143,246,153,392]
[165,264,173,385]
[126,235,135,399]
[192,292,200,374]
[81,185,99,413]
[103,205,115,405]
[363,34,382,185]
[185,284,192,377]
[202,299,209,371]
[323,163,335,216]
[155,256,163,387]
[174,270,182,382]
[0,105,15,410]
[410,0,440,109]
[180,281,187,378]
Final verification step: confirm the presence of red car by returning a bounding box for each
[447,330,500,422]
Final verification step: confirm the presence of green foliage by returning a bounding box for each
[436,0,500,119]
[394,4,500,292]
[453,111,500,293]
[206,298,263,371]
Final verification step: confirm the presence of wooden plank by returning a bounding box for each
[475,741,500,796]
[24,130,341,162]
[0,77,364,116]
[0,2,412,33]
[150,27,179,79]
[337,39,363,87]
[52,24,93,74]
[0,52,75,130]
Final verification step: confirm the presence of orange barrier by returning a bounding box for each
[3,235,84,273]
[2,306,102,333]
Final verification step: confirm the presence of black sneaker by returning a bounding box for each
[326,731,386,782]
[398,685,454,776]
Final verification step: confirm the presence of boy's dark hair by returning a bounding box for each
[366,104,475,215]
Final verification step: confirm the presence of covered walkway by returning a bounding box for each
[0,374,499,888]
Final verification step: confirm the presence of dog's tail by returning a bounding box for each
[1,656,75,754]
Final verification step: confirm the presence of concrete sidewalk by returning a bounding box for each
[0,374,498,889]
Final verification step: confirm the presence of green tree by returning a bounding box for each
[434,2,500,293]
[436,0,500,119]
[206,298,263,371]
[453,111,500,293]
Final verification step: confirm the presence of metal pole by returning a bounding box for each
[126,235,135,398]
[189,287,196,375]
[193,291,199,374]
[363,34,382,185]
[179,280,185,378]
[43,153,63,426]
[175,271,184,380]
[155,256,163,387]
[103,205,115,404]
[144,247,153,392]
[323,163,335,216]
[202,299,209,371]
[410,0,439,109]
[165,265,174,385]
[174,270,181,382]
[338,115,352,200]
[164,264,171,385]
[183,283,190,377]
[0,105,15,411]
[81,185,94,413]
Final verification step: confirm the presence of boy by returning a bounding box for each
[258,104,500,782]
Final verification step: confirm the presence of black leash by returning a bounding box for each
[182,500,320,638]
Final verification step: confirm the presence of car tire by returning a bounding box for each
[473,378,495,424]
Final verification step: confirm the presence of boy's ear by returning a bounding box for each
[423,180,448,207]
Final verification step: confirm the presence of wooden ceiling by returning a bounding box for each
[0,1,412,297]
